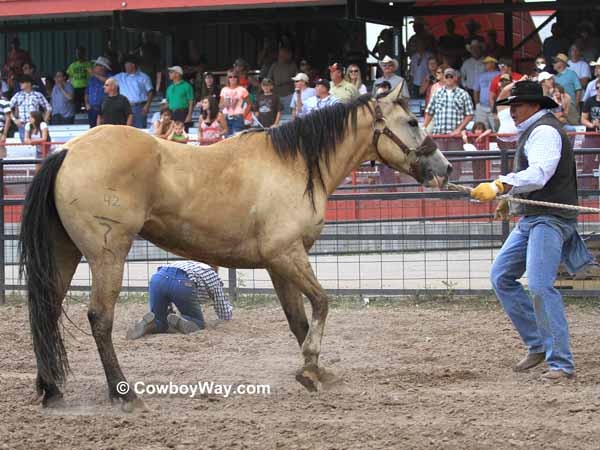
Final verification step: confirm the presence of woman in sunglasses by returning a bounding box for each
[344,64,367,95]
[219,70,250,137]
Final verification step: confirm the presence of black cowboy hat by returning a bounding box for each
[495,80,558,109]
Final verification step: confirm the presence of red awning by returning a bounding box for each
[0,0,339,19]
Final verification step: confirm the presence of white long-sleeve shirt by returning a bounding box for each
[498,110,562,195]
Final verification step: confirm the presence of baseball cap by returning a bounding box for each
[314,78,330,89]
[160,98,168,105]
[444,67,458,77]
[498,57,512,67]
[291,73,309,82]
[261,77,273,85]
[537,71,554,82]
[482,56,498,64]
[168,65,183,75]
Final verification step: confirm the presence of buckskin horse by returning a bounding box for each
[19,82,451,411]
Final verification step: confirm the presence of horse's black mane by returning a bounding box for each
[247,94,373,207]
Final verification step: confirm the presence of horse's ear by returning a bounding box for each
[386,79,405,102]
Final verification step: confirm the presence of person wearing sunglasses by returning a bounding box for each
[97,77,132,126]
[329,63,359,103]
[344,64,367,95]
[488,58,522,110]
[219,70,250,136]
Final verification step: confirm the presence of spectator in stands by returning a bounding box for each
[126,261,232,340]
[257,37,278,80]
[3,37,31,77]
[409,40,434,98]
[542,23,569,71]
[97,78,132,126]
[460,40,485,98]
[424,67,474,137]
[474,56,500,131]
[10,75,51,142]
[530,55,548,80]
[345,64,367,95]
[485,29,508,60]
[134,32,161,93]
[461,121,491,180]
[437,19,466,70]
[153,108,174,139]
[552,85,571,125]
[24,110,50,158]
[151,99,169,130]
[372,56,410,99]
[114,55,154,129]
[489,58,522,109]
[583,58,600,102]
[464,19,485,47]
[300,79,339,115]
[66,47,92,113]
[198,72,220,102]
[253,78,282,128]
[167,120,188,143]
[15,63,48,97]
[424,63,447,111]
[329,63,359,103]
[233,58,251,90]
[220,70,250,137]
[581,79,600,131]
[290,73,316,119]
[406,17,436,58]
[553,53,582,124]
[50,70,75,125]
[0,93,12,157]
[299,59,319,86]
[166,65,194,132]
[575,22,600,64]
[568,45,591,89]
[375,81,392,96]
[538,71,556,97]
[85,56,112,129]
[267,48,298,115]
[419,57,440,100]
[199,96,227,141]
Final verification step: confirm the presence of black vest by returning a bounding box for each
[510,112,578,219]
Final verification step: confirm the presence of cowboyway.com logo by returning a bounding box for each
[116,380,271,398]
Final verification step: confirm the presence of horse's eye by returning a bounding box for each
[408,119,418,127]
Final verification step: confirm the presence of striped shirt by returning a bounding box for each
[10,90,52,122]
[0,97,11,132]
[163,261,233,321]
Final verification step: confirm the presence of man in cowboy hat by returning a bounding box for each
[471,80,594,380]
[473,56,500,130]
[372,55,409,98]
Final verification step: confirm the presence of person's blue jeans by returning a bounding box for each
[225,115,244,137]
[131,104,148,129]
[490,215,577,373]
[88,106,100,128]
[18,126,25,142]
[149,267,205,332]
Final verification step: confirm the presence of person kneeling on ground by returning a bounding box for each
[127,261,233,339]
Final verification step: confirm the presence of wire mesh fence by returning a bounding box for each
[2,132,600,302]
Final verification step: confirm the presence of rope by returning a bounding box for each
[446,182,600,214]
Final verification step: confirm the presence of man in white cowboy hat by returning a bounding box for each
[84,56,113,128]
[582,57,600,102]
[471,80,594,380]
[553,52,582,124]
[372,56,409,98]
[460,39,485,96]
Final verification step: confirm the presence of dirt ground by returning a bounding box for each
[1,295,599,450]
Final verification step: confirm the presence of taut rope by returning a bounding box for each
[446,182,600,214]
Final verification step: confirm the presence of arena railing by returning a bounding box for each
[2,132,600,303]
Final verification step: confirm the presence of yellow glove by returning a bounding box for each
[470,179,504,202]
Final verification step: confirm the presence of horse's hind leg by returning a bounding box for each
[87,242,141,411]
[37,226,82,406]
[269,242,329,391]
[268,269,309,346]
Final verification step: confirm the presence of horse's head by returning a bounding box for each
[370,83,452,188]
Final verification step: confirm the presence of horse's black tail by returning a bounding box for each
[18,150,70,393]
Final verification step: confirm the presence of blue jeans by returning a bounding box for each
[131,104,148,129]
[225,115,244,137]
[490,215,577,373]
[18,126,25,142]
[149,267,205,332]
[88,106,100,128]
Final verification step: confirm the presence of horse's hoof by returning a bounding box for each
[121,397,147,413]
[295,368,321,392]
[42,393,65,409]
